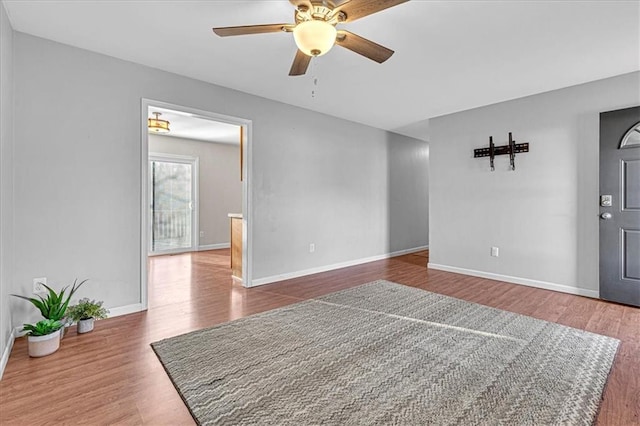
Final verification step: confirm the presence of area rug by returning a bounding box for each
[151,280,619,425]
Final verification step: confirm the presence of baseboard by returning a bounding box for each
[198,243,230,251]
[107,303,146,318]
[389,245,429,257]
[9,303,145,337]
[0,327,17,380]
[427,263,599,299]
[250,245,429,287]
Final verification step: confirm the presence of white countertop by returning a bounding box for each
[228,213,242,219]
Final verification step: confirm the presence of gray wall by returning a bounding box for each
[149,134,242,247]
[389,137,429,253]
[9,32,428,327]
[429,72,640,296]
[0,2,14,373]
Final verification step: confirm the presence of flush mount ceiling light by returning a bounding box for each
[148,112,170,133]
[293,20,337,57]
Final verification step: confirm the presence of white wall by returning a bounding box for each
[10,33,429,327]
[428,72,640,297]
[0,2,14,376]
[149,134,241,248]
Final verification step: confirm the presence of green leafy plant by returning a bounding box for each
[66,298,109,322]
[22,319,63,336]
[12,279,88,321]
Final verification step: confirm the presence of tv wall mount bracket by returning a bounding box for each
[474,132,529,171]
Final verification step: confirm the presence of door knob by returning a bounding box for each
[600,212,612,220]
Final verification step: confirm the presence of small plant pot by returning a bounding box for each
[28,329,61,357]
[77,318,95,334]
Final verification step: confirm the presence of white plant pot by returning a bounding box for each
[60,321,70,341]
[28,329,61,357]
[77,318,95,334]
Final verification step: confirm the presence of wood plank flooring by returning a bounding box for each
[1,250,638,425]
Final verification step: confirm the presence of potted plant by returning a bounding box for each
[66,298,109,333]
[12,279,88,339]
[22,319,63,357]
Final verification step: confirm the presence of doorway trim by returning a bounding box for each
[148,153,200,256]
[141,99,253,310]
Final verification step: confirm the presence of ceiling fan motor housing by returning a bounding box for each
[294,4,345,25]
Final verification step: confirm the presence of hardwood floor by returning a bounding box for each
[1,250,638,425]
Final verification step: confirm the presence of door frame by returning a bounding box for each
[148,153,199,256]
[140,99,254,310]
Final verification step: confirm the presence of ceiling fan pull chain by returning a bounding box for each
[311,59,319,98]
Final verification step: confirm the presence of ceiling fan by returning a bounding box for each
[212,0,408,76]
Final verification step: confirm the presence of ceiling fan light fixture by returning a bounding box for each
[148,112,170,133]
[293,20,337,57]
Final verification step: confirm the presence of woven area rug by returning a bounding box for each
[151,280,619,425]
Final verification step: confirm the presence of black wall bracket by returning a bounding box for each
[474,132,529,171]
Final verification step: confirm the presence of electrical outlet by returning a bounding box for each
[309,243,315,253]
[491,247,499,257]
[33,277,47,294]
[199,231,204,237]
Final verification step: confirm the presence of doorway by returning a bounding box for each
[140,99,253,309]
[149,154,198,255]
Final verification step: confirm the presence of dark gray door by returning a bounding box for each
[600,106,640,307]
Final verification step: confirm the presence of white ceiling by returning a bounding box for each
[4,1,640,140]
[148,107,241,144]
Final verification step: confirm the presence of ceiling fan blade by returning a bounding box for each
[289,50,312,76]
[212,24,293,37]
[335,30,394,63]
[333,0,408,22]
